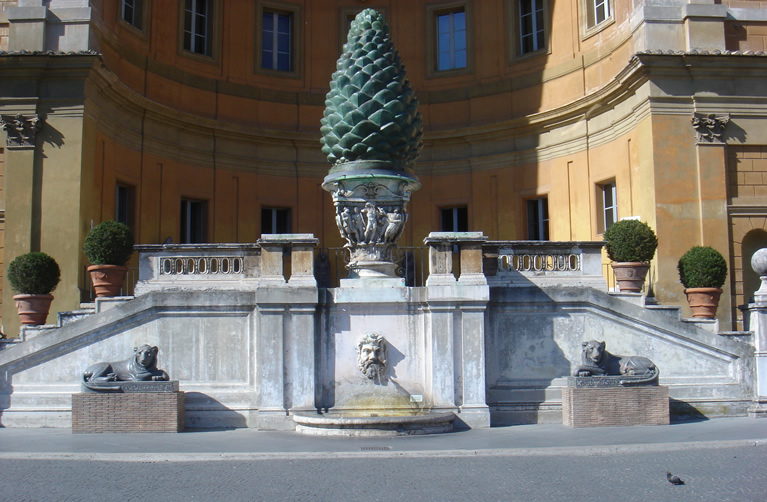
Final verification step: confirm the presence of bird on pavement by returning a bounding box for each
[666,472,685,485]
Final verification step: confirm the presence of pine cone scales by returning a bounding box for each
[321,9,423,171]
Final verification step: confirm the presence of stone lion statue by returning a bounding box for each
[573,340,658,383]
[82,344,169,391]
[357,333,388,384]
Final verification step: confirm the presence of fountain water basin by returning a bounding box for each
[292,411,456,436]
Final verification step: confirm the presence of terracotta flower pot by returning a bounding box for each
[684,287,722,319]
[88,264,128,297]
[13,294,54,326]
[610,262,650,293]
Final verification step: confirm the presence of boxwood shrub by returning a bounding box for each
[8,252,61,295]
[83,220,134,266]
[604,219,658,263]
[677,246,728,289]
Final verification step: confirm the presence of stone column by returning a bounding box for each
[458,301,490,428]
[425,303,455,409]
[424,232,455,286]
[7,6,47,52]
[256,305,288,429]
[747,248,767,418]
[256,234,319,427]
[423,232,491,427]
[1,114,43,337]
[288,235,319,287]
[257,235,286,284]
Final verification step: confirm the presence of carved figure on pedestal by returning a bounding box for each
[573,340,658,384]
[357,333,388,384]
[82,344,170,391]
[384,208,406,243]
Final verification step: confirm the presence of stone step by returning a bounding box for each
[682,317,719,333]
[608,291,646,307]
[58,307,96,327]
[644,304,683,321]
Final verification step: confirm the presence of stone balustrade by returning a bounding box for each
[134,235,319,295]
[423,232,488,286]
[483,240,606,290]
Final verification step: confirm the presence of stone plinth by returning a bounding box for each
[72,389,185,433]
[562,384,669,427]
[293,411,455,436]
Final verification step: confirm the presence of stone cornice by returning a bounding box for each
[83,49,767,175]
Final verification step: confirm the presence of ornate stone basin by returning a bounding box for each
[292,411,455,437]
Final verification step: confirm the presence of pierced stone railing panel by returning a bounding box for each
[134,244,261,295]
[159,256,244,276]
[484,241,606,290]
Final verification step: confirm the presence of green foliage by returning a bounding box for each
[83,220,135,266]
[677,246,728,289]
[320,9,423,171]
[8,252,61,295]
[603,219,658,263]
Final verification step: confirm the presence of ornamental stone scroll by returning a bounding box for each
[0,114,43,148]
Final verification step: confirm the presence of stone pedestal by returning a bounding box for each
[72,382,184,433]
[562,383,669,427]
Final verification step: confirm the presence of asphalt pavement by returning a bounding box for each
[1,416,766,461]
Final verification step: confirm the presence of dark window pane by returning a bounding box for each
[520,0,532,16]
[454,29,466,51]
[277,53,290,71]
[277,14,290,34]
[453,11,465,31]
[437,14,450,34]
[454,49,467,68]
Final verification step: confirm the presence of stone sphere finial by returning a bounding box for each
[751,248,767,296]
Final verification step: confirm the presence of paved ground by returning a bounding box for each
[1,418,766,501]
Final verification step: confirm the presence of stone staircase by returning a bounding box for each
[1,297,134,345]
[609,291,752,339]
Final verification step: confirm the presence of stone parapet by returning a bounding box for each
[72,391,185,433]
[562,386,669,427]
[485,240,606,290]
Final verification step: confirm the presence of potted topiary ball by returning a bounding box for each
[677,246,728,319]
[83,220,134,297]
[8,252,61,325]
[603,219,658,292]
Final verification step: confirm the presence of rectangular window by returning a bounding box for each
[115,184,136,233]
[122,0,143,30]
[180,199,207,243]
[440,206,469,232]
[519,0,545,55]
[526,197,549,240]
[599,181,617,233]
[262,207,291,234]
[261,11,293,71]
[436,9,467,71]
[183,0,213,56]
[587,0,611,29]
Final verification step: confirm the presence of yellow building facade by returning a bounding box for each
[2,0,767,336]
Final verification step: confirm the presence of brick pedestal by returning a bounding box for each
[72,392,185,433]
[562,386,669,427]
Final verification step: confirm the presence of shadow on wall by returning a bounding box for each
[485,269,572,426]
[183,392,248,430]
[669,398,709,423]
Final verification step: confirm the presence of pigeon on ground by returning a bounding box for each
[666,472,685,485]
